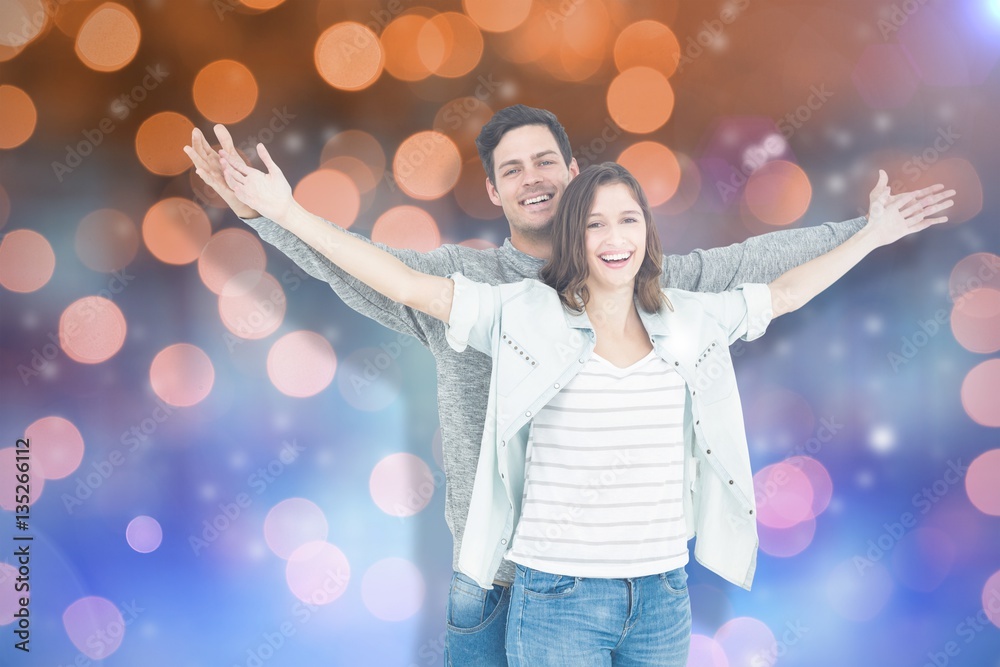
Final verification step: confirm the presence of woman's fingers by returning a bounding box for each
[185,146,219,185]
[903,199,955,226]
[220,150,250,176]
[220,158,247,189]
[899,189,956,218]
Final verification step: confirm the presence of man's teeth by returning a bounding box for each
[601,252,632,262]
[523,194,551,205]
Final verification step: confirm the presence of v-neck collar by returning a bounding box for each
[589,348,657,372]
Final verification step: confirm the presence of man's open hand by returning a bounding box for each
[864,170,956,247]
[183,124,259,219]
[218,142,294,225]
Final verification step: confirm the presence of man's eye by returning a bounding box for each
[504,168,518,177]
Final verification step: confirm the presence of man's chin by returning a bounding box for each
[511,215,554,240]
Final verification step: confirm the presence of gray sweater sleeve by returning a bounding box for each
[662,216,868,292]
[240,215,458,346]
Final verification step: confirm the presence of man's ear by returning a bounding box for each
[568,157,580,179]
[486,177,502,206]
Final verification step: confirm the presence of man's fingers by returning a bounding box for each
[903,198,955,220]
[225,147,250,171]
[874,169,888,194]
[184,146,212,175]
[191,127,205,148]
[191,128,220,163]
[214,124,238,153]
[222,162,247,187]
[893,183,945,203]
[220,150,251,176]
[925,188,957,205]
[911,183,945,198]
[888,191,917,211]
[257,143,281,175]
[869,169,890,207]
[898,189,956,217]
[908,215,951,234]
[221,166,242,191]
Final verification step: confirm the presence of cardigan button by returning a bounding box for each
[554,383,560,389]
[695,420,700,425]
[525,411,531,417]
[728,479,734,485]
[706,449,711,454]
[674,361,679,366]
[749,510,754,515]
[501,539,507,545]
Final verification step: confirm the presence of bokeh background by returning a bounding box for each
[1,0,999,665]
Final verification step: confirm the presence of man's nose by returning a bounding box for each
[521,163,542,185]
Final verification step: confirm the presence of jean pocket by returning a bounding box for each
[447,573,507,633]
[519,564,580,600]
[659,567,689,596]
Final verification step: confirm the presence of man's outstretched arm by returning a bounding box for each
[186,125,455,345]
[662,179,949,293]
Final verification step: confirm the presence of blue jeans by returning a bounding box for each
[444,571,511,666]
[506,563,691,666]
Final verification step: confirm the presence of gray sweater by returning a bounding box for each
[240,213,867,584]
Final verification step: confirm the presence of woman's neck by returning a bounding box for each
[585,283,641,335]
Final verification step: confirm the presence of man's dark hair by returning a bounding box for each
[475,104,573,185]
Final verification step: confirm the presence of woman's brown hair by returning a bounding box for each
[539,162,671,314]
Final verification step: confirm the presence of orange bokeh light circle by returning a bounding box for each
[315,22,385,91]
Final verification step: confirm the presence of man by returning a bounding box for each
[185,104,948,665]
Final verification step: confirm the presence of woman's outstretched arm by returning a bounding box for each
[213,142,455,322]
[768,170,955,318]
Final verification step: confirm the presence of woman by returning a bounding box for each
[214,145,952,665]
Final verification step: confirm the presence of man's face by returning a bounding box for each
[485,124,579,239]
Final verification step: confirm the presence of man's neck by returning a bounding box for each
[508,229,553,261]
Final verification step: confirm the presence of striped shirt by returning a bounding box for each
[506,349,690,578]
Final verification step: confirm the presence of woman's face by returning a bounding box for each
[583,182,648,295]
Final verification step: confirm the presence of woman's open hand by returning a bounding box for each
[184,126,259,219]
[219,142,294,226]
[864,170,956,248]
